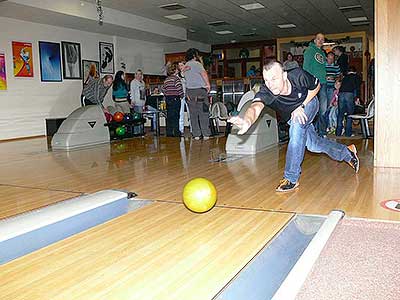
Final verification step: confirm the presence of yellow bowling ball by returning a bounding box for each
[183,178,217,213]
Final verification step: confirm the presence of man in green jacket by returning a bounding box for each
[303,33,328,137]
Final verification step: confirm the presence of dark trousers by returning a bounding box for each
[186,88,211,137]
[165,96,181,137]
[336,92,354,137]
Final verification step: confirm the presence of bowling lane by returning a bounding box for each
[0,186,81,219]
[0,202,292,300]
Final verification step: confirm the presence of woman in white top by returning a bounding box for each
[130,69,146,112]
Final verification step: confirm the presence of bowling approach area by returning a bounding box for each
[0,136,399,300]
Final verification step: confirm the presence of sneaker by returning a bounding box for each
[194,136,200,140]
[347,144,360,173]
[275,178,299,192]
[203,136,210,140]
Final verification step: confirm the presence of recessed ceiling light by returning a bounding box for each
[240,3,265,10]
[164,14,188,20]
[80,1,85,6]
[159,3,186,10]
[277,23,296,29]
[338,5,362,10]
[351,21,370,26]
[240,32,257,37]
[231,40,237,43]
[208,21,229,26]
[188,29,196,33]
[216,30,233,35]
[348,16,368,22]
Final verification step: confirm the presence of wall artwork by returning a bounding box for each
[99,41,114,74]
[82,59,100,84]
[38,41,62,82]
[0,53,6,90]
[61,41,82,79]
[12,41,33,77]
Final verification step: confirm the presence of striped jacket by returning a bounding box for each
[162,75,184,97]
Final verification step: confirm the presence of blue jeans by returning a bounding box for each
[317,83,328,136]
[284,97,352,183]
[336,92,354,137]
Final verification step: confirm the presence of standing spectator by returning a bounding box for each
[334,46,349,75]
[184,48,212,140]
[327,79,341,133]
[336,67,361,137]
[325,52,341,107]
[303,33,328,137]
[162,63,184,137]
[178,61,189,135]
[112,70,130,113]
[283,52,299,71]
[130,69,146,113]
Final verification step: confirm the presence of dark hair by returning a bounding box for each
[286,52,293,59]
[185,48,199,61]
[334,46,345,53]
[112,71,126,91]
[327,51,335,57]
[263,58,283,72]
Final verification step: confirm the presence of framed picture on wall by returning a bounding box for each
[82,59,100,85]
[12,41,34,77]
[0,53,7,90]
[99,41,114,74]
[61,41,82,79]
[38,41,62,82]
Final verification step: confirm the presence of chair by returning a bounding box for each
[210,102,230,136]
[349,99,374,138]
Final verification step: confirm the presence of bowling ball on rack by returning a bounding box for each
[113,112,124,122]
[123,113,133,122]
[115,126,126,136]
[182,178,217,213]
[132,112,141,120]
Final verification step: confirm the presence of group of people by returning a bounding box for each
[229,32,361,193]
[284,33,361,137]
[81,48,212,140]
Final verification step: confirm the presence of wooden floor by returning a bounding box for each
[0,135,399,299]
[0,136,398,220]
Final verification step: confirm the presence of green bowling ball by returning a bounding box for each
[116,126,126,136]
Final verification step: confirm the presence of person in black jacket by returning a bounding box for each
[334,46,349,75]
[336,66,361,137]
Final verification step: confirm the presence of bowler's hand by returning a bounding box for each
[291,106,308,124]
[228,116,251,134]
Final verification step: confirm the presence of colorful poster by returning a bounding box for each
[82,59,99,84]
[12,41,33,77]
[0,53,6,90]
[39,41,62,82]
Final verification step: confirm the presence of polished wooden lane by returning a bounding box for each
[0,202,293,300]
[0,185,81,219]
[0,136,398,221]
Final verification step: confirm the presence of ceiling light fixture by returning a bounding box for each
[208,21,229,26]
[240,3,265,10]
[216,30,233,35]
[277,23,296,29]
[159,3,186,10]
[164,14,188,20]
[348,16,368,22]
[338,5,362,10]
